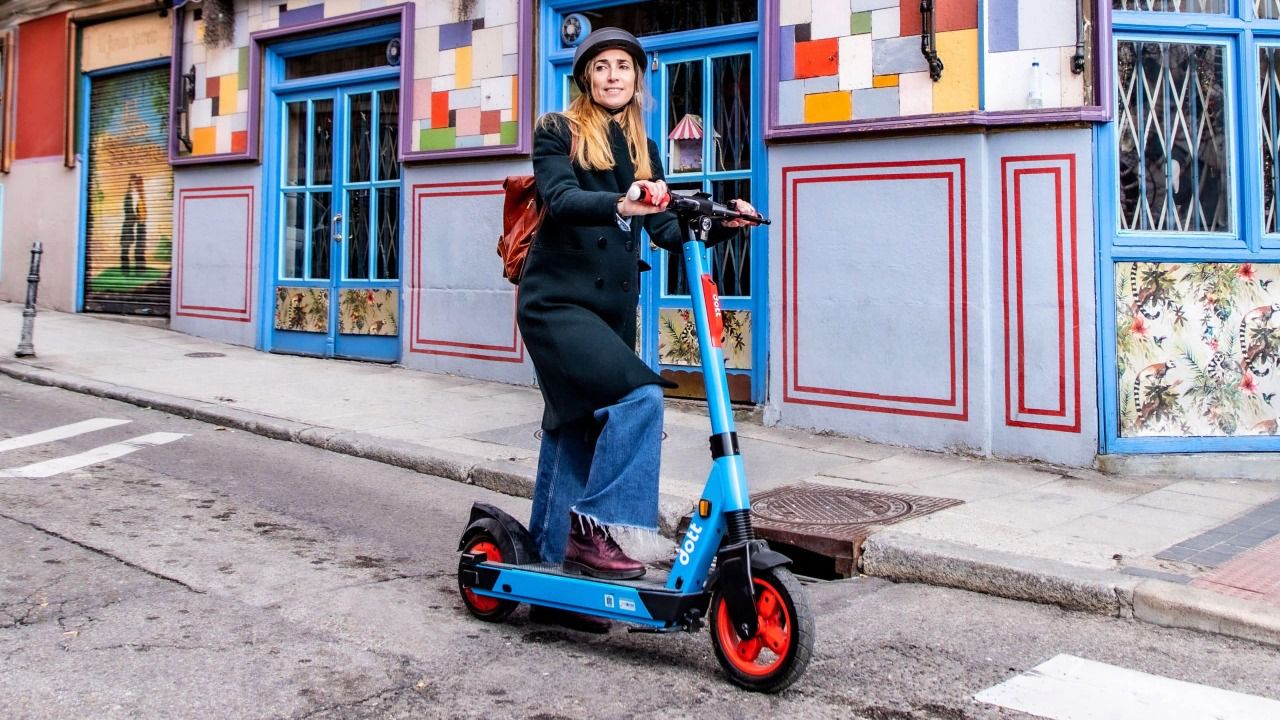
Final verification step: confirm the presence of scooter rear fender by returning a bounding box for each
[458,502,540,565]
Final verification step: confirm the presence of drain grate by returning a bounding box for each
[184,352,226,358]
[750,484,963,577]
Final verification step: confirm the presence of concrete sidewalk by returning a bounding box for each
[3,301,1279,647]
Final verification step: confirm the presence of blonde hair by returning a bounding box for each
[541,69,653,180]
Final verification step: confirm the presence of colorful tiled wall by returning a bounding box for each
[775,0,979,126]
[180,1,253,157]
[984,0,1088,112]
[178,0,524,159]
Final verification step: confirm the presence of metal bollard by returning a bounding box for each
[15,240,43,358]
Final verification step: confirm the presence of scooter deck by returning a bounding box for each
[518,561,670,588]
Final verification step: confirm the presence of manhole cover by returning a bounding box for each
[184,352,225,358]
[750,484,963,577]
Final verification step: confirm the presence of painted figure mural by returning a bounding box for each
[119,174,148,275]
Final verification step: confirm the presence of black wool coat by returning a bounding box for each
[516,114,682,431]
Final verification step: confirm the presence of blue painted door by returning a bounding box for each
[541,10,765,402]
[269,81,401,362]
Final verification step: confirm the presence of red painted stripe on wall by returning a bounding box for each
[15,12,69,160]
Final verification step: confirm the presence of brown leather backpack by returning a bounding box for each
[497,175,543,285]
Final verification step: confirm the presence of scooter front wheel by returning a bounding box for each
[458,518,519,622]
[709,567,814,693]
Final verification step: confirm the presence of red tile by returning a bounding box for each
[231,130,248,154]
[431,91,450,129]
[794,38,838,80]
[1191,536,1280,608]
[901,0,978,35]
[480,109,502,135]
[206,76,220,99]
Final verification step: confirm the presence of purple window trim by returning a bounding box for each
[167,0,534,167]
[762,0,1114,140]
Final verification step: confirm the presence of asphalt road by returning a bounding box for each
[2,375,1278,719]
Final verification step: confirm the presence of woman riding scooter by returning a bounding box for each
[516,27,755,632]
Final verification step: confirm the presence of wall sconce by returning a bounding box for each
[177,64,195,152]
[920,0,944,82]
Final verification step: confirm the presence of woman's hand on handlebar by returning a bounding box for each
[618,180,669,217]
[723,199,762,227]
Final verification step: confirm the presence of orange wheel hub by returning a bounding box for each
[463,540,502,613]
[715,577,792,677]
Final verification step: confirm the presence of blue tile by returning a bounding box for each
[988,0,1020,53]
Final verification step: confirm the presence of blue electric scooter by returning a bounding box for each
[457,193,814,693]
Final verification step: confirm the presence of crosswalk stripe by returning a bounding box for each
[0,418,131,453]
[975,653,1280,719]
[0,432,188,478]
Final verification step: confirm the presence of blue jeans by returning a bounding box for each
[529,383,664,562]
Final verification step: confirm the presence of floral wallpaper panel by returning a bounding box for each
[1118,262,1280,437]
[339,288,399,335]
[658,309,752,370]
[274,286,329,333]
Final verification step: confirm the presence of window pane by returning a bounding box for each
[378,89,399,180]
[1262,47,1280,233]
[710,178,751,297]
[1261,1,1280,19]
[559,0,755,47]
[376,187,400,280]
[712,54,751,172]
[310,192,331,279]
[282,192,305,278]
[346,188,370,280]
[348,93,372,183]
[285,41,391,80]
[1115,41,1230,233]
[312,99,333,186]
[285,101,307,186]
[1113,0,1227,12]
[665,60,703,175]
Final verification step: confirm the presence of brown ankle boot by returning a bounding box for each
[563,512,646,580]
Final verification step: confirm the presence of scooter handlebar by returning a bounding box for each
[627,186,771,226]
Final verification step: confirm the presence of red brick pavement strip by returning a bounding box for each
[1191,536,1280,608]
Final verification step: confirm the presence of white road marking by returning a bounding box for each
[0,418,131,453]
[975,653,1280,720]
[0,432,188,478]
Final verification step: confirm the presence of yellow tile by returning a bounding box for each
[932,30,979,113]
[455,46,472,89]
[872,74,899,88]
[804,91,852,124]
[219,74,239,114]
[191,126,217,155]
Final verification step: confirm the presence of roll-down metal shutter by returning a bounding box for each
[83,65,173,315]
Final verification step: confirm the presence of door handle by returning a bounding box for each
[332,213,344,243]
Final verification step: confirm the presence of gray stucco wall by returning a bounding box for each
[169,164,262,348]
[0,159,82,312]
[400,160,535,386]
[763,127,1098,466]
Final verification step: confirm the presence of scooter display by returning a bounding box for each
[457,192,814,693]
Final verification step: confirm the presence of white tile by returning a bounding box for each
[424,0,456,26]
[871,6,899,39]
[501,21,518,53]
[414,26,439,80]
[812,0,852,40]
[432,74,456,91]
[984,49,1062,112]
[838,34,872,90]
[898,70,932,115]
[190,98,213,129]
[233,11,249,46]
[438,47,456,76]
[1059,45,1087,107]
[480,74,513,111]
[486,0,519,27]
[1017,0,1075,50]
[215,116,233,154]
[471,26,504,79]
[779,0,813,26]
[236,91,250,117]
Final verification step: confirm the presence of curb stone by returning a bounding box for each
[1133,578,1280,646]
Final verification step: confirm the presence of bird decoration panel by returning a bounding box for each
[1118,262,1280,437]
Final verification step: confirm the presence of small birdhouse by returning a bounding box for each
[668,114,705,173]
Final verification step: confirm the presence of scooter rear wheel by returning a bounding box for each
[709,567,814,693]
[458,519,519,622]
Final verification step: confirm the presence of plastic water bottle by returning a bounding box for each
[1027,61,1044,109]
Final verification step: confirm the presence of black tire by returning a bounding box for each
[709,567,814,693]
[458,518,519,622]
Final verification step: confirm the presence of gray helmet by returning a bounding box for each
[572,27,646,92]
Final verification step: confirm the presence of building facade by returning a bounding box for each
[1,0,1276,465]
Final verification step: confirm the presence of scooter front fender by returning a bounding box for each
[458,502,540,565]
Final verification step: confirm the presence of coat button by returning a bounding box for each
[624,240,634,252]
[595,277,604,289]
[622,280,631,291]
[597,237,607,249]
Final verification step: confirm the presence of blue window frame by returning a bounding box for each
[1100,2,1280,451]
